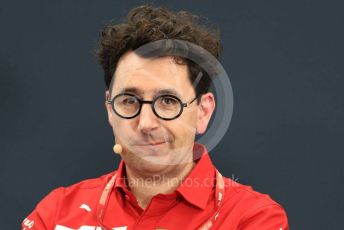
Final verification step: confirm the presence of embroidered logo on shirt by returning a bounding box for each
[79,204,92,212]
[22,218,34,229]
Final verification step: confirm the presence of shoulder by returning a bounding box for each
[220,177,289,229]
[51,170,116,202]
[60,171,115,192]
[38,170,116,204]
[223,177,282,208]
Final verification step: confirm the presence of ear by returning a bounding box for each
[105,90,113,126]
[196,92,216,135]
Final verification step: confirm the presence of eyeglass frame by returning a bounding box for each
[106,93,199,121]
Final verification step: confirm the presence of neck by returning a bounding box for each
[125,161,196,209]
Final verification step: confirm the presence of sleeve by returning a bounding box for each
[238,204,289,230]
[21,187,63,230]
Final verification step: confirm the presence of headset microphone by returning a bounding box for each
[113,143,122,154]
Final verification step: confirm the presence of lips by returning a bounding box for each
[137,141,166,146]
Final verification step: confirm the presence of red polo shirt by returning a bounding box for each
[22,143,289,230]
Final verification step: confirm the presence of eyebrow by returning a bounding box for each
[119,87,183,98]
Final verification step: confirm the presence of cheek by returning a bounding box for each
[169,116,197,143]
[181,110,198,132]
[112,118,134,140]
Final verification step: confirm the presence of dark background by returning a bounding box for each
[1,0,343,229]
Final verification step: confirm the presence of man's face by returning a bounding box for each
[105,51,214,174]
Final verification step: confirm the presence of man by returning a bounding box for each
[22,5,289,230]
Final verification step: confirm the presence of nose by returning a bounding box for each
[137,103,160,133]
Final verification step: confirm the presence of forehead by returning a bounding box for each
[111,51,192,97]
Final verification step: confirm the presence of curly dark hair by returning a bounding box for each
[96,4,222,103]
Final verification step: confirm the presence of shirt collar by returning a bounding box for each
[114,142,216,210]
[114,159,128,193]
[176,142,216,210]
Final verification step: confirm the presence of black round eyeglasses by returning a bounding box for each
[106,93,199,120]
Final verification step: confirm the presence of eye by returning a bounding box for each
[123,97,137,105]
[161,96,178,105]
[117,95,138,105]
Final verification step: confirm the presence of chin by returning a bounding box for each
[128,159,169,175]
[124,144,193,173]
[141,155,173,169]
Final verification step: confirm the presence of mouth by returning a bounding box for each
[137,141,166,146]
[133,141,170,157]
